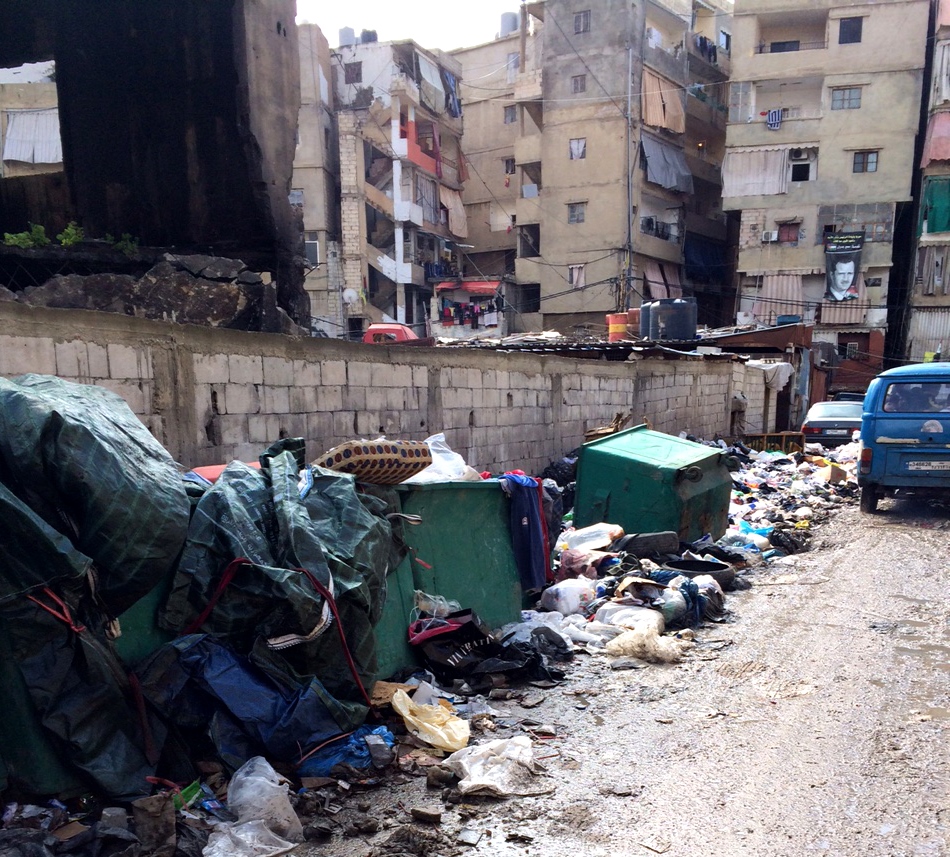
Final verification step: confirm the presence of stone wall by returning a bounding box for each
[0,303,774,472]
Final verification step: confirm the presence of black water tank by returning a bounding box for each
[639,301,654,338]
[648,297,697,341]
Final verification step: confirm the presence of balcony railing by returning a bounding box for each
[640,217,680,243]
[755,40,827,54]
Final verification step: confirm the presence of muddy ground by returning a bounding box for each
[295,497,950,857]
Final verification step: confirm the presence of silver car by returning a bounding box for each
[801,401,863,447]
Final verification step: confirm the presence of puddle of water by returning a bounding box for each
[890,594,930,605]
[895,644,950,673]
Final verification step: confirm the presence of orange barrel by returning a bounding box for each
[626,308,641,336]
[607,313,628,342]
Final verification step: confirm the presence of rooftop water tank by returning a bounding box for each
[500,11,520,37]
[338,27,356,47]
[648,297,697,341]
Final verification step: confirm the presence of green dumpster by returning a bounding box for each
[573,425,731,541]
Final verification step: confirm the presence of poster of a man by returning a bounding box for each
[824,232,864,302]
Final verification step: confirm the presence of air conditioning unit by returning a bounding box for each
[761,230,779,243]
[789,148,813,162]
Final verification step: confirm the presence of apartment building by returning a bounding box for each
[724,0,929,392]
[908,0,950,360]
[328,36,468,339]
[452,0,735,334]
[294,25,343,337]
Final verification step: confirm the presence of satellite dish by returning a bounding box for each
[342,288,359,305]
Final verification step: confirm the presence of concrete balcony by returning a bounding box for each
[515,134,541,166]
[726,115,822,148]
[514,69,542,102]
[685,211,728,242]
[643,43,687,86]
[686,93,727,133]
[687,40,730,80]
[685,151,721,186]
[516,194,542,226]
[363,182,394,219]
[635,231,682,264]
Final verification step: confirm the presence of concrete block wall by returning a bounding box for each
[0,303,771,473]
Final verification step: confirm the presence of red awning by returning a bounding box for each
[436,280,501,296]
[922,113,950,167]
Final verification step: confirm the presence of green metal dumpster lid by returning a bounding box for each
[583,424,722,465]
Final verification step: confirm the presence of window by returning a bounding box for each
[289,188,304,206]
[304,231,320,266]
[719,30,731,53]
[770,40,800,53]
[503,105,517,124]
[571,74,587,94]
[506,52,520,83]
[568,264,586,288]
[823,224,838,241]
[569,138,587,159]
[839,17,863,44]
[344,62,362,84]
[574,10,591,33]
[831,87,862,110]
[567,202,586,223]
[862,222,887,241]
[503,157,516,174]
[790,162,811,182]
[778,222,801,244]
[843,341,860,360]
[853,150,878,173]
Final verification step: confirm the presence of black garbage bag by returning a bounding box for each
[408,610,563,685]
[0,593,163,798]
[137,635,361,772]
[0,375,189,616]
[0,830,58,857]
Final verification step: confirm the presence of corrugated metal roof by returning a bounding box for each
[2,109,62,164]
[907,307,950,360]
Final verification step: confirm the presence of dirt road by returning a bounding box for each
[299,498,950,857]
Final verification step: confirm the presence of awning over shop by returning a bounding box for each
[640,135,693,193]
[921,112,950,167]
[436,280,501,295]
[2,108,62,163]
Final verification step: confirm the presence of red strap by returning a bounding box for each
[182,558,250,635]
[535,478,554,582]
[26,587,85,634]
[292,567,375,713]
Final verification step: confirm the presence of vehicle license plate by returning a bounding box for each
[826,429,848,436]
[907,460,950,471]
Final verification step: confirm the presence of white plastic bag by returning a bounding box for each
[202,820,296,857]
[444,736,555,797]
[538,578,596,616]
[226,757,303,843]
[403,433,482,483]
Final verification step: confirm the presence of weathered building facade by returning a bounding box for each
[452,0,735,335]
[907,0,950,361]
[724,0,929,392]
[331,38,468,339]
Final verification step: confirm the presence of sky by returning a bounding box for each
[295,0,525,52]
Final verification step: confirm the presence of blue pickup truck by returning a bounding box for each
[858,363,950,512]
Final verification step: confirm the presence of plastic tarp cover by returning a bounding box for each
[640,135,694,193]
[0,595,163,798]
[0,375,189,615]
[161,443,398,703]
[137,635,358,773]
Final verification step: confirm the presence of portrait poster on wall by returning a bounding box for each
[824,232,864,301]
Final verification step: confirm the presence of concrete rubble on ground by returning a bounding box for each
[0,374,861,856]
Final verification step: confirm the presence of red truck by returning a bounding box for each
[362,323,435,346]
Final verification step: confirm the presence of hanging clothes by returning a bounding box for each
[498,475,550,591]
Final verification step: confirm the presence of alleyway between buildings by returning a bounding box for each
[314,501,949,857]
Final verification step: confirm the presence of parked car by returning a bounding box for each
[362,323,435,346]
[831,391,866,403]
[801,401,863,446]
[857,363,950,512]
